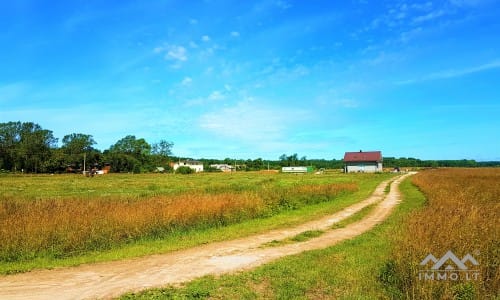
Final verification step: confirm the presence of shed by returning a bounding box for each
[344,150,383,173]
[281,166,313,173]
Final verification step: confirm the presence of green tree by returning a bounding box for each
[62,133,96,155]
[151,139,174,168]
[152,140,173,157]
[18,122,58,172]
[108,135,152,172]
[0,121,22,171]
[61,133,97,169]
[110,135,151,159]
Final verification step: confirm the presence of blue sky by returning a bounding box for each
[1,0,499,160]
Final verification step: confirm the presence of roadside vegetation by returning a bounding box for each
[121,172,425,299]
[121,168,499,299]
[380,168,499,299]
[0,172,394,274]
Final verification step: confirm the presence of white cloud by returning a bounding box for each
[427,60,500,79]
[413,9,446,23]
[181,77,192,86]
[208,90,224,101]
[166,45,187,61]
[399,27,423,43]
[189,18,198,25]
[411,2,433,10]
[201,35,211,42]
[198,99,311,143]
[231,31,240,37]
[397,59,500,84]
[153,46,164,54]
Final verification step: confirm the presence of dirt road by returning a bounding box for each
[0,173,414,299]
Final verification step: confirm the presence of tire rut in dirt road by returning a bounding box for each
[0,173,414,300]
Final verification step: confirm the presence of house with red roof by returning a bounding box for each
[343,150,383,173]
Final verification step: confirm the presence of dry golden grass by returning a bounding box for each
[384,168,499,299]
[0,181,357,262]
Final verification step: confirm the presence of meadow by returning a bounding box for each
[122,168,499,299]
[0,171,393,274]
[382,168,499,299]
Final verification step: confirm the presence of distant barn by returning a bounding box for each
[344,150,383,173]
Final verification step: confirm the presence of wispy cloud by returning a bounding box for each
[181,77,192,86]
[198,99,311,143]
[397,60,500,84]
[208,90,224,101]
[0,82,30,104]
[154,44,188,65]
[412,9,446,23]
[166,45,187,61]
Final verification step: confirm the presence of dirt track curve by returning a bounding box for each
[0,172,414,299]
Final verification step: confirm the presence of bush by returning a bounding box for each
[176,166,194,174]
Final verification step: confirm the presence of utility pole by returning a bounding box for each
[83,153,86,175]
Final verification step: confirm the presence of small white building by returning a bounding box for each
[281,166,311,173]
[210,164,235,172]
[344,151,383,173]
[172,160,204,173]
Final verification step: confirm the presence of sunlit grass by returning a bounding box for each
[0,172,395,274]
[121,174,426,299]
[381,168,500,299]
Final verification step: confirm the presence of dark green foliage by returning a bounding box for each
[176,166,195,174]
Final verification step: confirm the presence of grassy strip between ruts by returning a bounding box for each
[0,173,395,275]
[261,201,379,248]
[120,175,425,299]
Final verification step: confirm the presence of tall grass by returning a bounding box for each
[121,175,425,299]
[0,176,357,262]
[380,168,499,299]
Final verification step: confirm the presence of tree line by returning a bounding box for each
[0,121,173,173]
[0,121,497,174]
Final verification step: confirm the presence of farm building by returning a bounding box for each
[343,150,383,173]
[171,160,204,173]
[281,166,313,173]
[210,164,235,172]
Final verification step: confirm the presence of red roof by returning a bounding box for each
[344,151,382,162]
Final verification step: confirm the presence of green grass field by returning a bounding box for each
[121,169,500,299]
[121,175,426,299]
[0,171,395,274]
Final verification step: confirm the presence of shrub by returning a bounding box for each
[176,166,195,174]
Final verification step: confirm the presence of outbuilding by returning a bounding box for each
[171,160,204,173]
[343,150,383,173]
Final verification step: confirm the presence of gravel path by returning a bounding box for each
[0,173,414,299]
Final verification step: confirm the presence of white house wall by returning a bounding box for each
[173,162,204,172]
[346,162,382,173]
